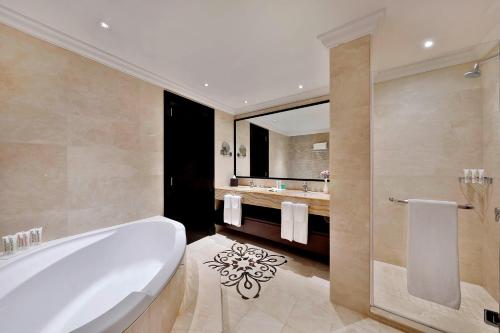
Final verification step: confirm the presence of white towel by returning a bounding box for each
[230,195,242,227]
[292,203,308,245]
[407,199,460,309]
[223,194,232,224]
[281,202,294,241]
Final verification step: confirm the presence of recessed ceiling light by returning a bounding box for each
[298,84,303,89]
[244,100,248,104]
[100,21,110,29]
[424,40,434,48]
[204,83,209,87]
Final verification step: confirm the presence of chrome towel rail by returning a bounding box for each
[389,197,474,210]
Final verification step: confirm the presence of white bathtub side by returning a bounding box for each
[0,216,186,333]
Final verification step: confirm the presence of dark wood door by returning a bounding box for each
[164,91,215,243]
[250,123,269,177]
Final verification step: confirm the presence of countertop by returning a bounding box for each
[215,185,330,217]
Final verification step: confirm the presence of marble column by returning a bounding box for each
[329,35,372,314]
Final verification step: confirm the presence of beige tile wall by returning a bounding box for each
[237,178,325,192]
[481,56,500,300]
[373,63,485,285]
[0,23,164,240]
[329,35,372,314]
[235,120,250,177]
[287,133,329,179]
[214,110,235,187]
[269,130,290,178]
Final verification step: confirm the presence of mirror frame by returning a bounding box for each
[234,99,330,182]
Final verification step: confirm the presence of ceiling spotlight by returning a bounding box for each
[204,83,209,87]
[244,100,248,104]
[100,21,110,29]
[298,84,303,89]
[424,40,434,48]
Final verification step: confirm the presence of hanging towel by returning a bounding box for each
[230,195,242,227]
[407,199,460,309]
[281,202,294,241]
[292,203,308,245]
[223,194,232,224]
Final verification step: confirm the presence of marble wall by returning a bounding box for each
[235,120,250,177]
[237,178,325,192]
[481,55,500,300]
[373,63,484,284]
[0,23,164,240]
[269,130,290,178]
[214,110,235,186]
[329,35,372,314]
[287,133,329,179]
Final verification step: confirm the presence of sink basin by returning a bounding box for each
[267,188,285,192]
[236,185,269,191]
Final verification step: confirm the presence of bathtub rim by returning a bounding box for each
[0,215,183,268]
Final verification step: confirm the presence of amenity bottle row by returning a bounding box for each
[2,227,43,255]
[463,169,486,184]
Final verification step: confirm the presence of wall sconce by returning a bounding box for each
[237,144,247,158]
[220,141,232,157]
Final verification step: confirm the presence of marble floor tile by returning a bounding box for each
[233,308,285,333]
[174,233,404,333]
[373,260,498,333]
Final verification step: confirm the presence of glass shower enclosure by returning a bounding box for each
[371,40,499,333]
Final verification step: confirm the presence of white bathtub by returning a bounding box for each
[0,216,186,333]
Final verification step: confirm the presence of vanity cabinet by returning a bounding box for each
[214,186,330,258]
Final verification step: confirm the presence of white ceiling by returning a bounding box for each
[246,102,329,136]
[0,0,499,114]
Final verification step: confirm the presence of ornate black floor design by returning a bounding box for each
[204,242,287,299]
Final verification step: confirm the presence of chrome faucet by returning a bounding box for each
[302,181,309,192]
[249,179,256,187]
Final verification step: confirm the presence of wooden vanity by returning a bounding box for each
[215,185,330,258]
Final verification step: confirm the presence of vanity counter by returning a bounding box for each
[215,185,329,217]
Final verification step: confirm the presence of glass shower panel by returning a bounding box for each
[372,40,499,333]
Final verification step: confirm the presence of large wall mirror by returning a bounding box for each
[234,101,329,181]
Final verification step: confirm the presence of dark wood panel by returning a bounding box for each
[221,216,329,258]
[164,91,215,243]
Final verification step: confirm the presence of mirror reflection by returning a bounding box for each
[235,102,329,180]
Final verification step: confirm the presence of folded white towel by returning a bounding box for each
[230,195,242,227]
[292,203,308,244]
[281,202,294,241]
[223,194,232,225]
[407,199,460,309]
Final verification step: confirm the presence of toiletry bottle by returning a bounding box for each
[2,236,9,254]
[463,169,470,184]
[471,169,477,183]
[478,169,484,184]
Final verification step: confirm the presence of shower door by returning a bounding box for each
[371,40,499,333]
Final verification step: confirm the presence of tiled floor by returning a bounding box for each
[373,260,499,333]
[172,231,403,333]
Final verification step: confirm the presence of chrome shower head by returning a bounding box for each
[464,63,481,78]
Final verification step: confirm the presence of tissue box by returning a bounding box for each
[230,178,239,187]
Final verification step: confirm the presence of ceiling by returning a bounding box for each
[246,102,329,137]
[0,0,499,114]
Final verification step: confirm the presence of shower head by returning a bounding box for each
[464,63,481,78]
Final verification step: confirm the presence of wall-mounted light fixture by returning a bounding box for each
[237,144,247,158]
[220,141,232,157]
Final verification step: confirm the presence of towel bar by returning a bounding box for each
[389,197,474,210]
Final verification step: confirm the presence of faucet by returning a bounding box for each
[249,179,256,187]
[302,181,309,192]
